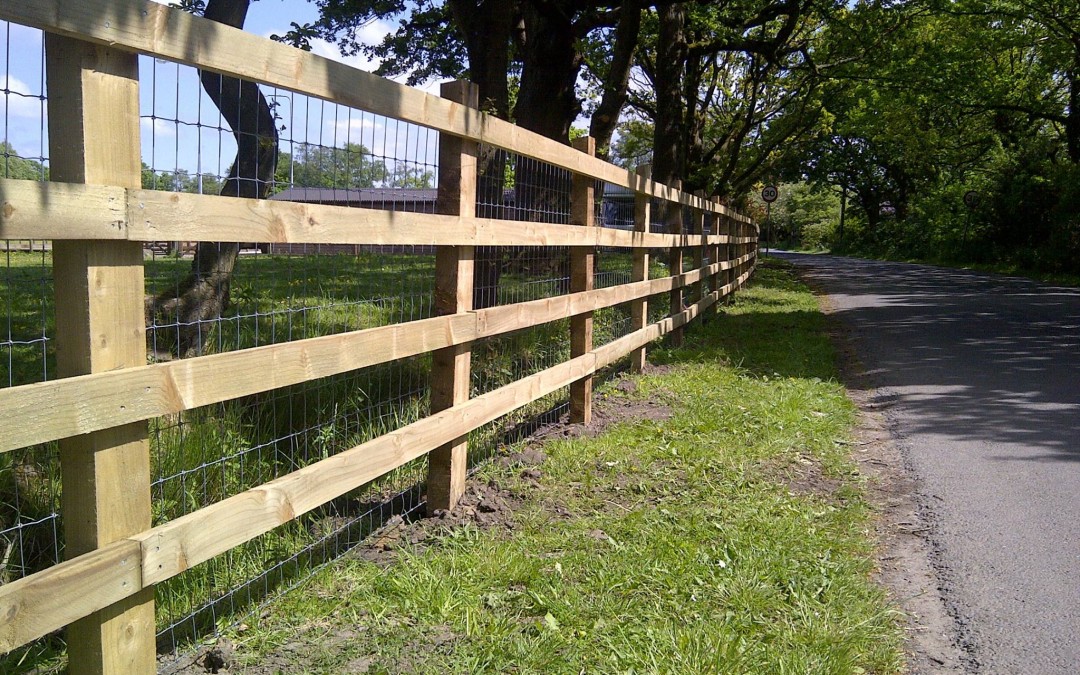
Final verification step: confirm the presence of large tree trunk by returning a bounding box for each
[449,0,515,118]
[651,2,686,186]
[515,2,582,143]
[589,1,642,159]
[511,1,585,295]
[447,1,519,308]
[148,0,278,357]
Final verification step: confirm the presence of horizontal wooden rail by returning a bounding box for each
[0,0,749,220]
[0,271,749,653]
[0,539,144,653]
[0,5,759,664]
[0,179,756,246]
[0,251,755,454]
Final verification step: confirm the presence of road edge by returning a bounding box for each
[799,264,969,674]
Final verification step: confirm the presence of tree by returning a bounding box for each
[149,0,279,358]
[582,0,643,158]
[142,163,224,194]
[387,162,435,189]
[630,1,839,196]
[0,142,48,180]
[281,142,388,188]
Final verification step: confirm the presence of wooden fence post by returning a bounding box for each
[720,205,732,304]
[630,164,652,373]
[570,136,596,424]
[667,179,684,347]
[707,200,720,318]
[737,219,746,286]
[428,80,478,512]
[45,35,155,674]
[690,190,706,311]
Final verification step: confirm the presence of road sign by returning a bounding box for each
[761,185,779,203]
[963,190,981,209]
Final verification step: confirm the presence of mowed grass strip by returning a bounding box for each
[224,258,904,674]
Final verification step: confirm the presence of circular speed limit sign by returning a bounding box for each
[761,185,779,203]
[963,190,981,209]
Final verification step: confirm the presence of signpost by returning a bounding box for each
[761,185,778,255]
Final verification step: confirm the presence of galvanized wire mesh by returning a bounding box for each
[0,17,58,587]
[134,56,444,661]
[0,24,64,673]
[1,21,50,390]
[0,18,735,670]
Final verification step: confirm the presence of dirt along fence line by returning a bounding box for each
[0,1,756,672]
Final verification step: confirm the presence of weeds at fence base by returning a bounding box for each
[171,260,904,674]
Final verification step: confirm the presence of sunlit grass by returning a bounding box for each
[223,258,904,673]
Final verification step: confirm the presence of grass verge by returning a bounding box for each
[205,259,903,674]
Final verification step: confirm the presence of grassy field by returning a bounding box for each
[0,247,669,671]
[205,259,904,674]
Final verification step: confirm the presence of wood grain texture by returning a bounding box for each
[570,136,596,424]
[630,164,652,373]
[428,80,477,513]
[0,539,142,653]
[0,313,476,454]
[0,177,750,247]
[0,179,126,239]
[45,33,155,674]
[667,179,685,349]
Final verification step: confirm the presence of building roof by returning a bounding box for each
[269,186,438,205]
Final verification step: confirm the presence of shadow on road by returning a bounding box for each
[784,253,1080,463]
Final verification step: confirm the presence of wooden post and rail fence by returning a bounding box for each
[0,0,758,671]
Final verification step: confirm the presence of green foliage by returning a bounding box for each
[800,0,1080,274]
[141,162,223,194]
[610,117,654,169]
[386,161,434,189]
[762,183,841,251]
[218,259,904,674]
[0,142,47,180]
[276,142,389,190]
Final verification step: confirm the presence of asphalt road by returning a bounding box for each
[778,253,1080,674]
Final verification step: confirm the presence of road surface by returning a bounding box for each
[780,253,1080,674]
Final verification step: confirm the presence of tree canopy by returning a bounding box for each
[286,0,1079,274]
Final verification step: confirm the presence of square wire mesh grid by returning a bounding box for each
[0,22,722,668]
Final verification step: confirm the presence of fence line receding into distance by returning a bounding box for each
[0,0,757,672]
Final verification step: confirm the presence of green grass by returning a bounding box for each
[216,259,904,674]
[1,248,665,671]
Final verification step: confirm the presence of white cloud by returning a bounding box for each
[141,116,177,137]
[331,116,380,139]
[2,76,45,119]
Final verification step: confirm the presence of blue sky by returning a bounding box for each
[1,0,444,184]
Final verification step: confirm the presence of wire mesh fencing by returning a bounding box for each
[134,56,449,663]
[0,25,62,656]
[0,15,747,670]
